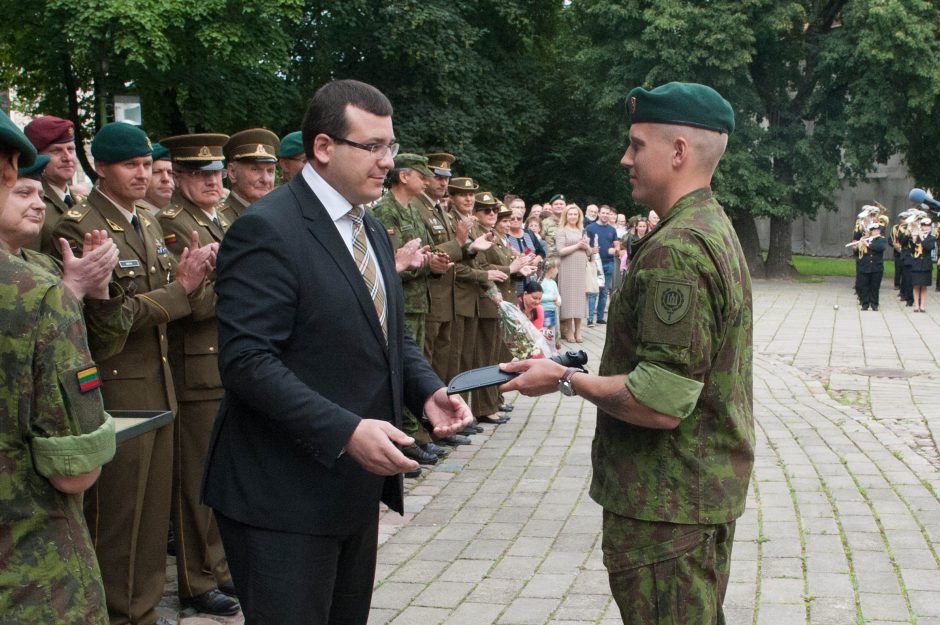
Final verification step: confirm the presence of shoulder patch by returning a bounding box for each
[62,207,88,222]
[654,280,692,324]
[160,205,183,219]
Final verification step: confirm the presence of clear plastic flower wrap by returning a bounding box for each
[485,284,556,360]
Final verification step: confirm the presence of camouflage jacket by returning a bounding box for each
[0,251,114,624]
[372,191,431,315]
[20,248,132,362]
[592,188,754,525]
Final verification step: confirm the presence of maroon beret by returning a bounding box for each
[24,115,75,153]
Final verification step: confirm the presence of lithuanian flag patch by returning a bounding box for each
[164,233,177,245]
[77,366,102,393]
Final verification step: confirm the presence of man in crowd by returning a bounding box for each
[219,128,279,222]
[584,203,599,225]
[54,122,216,625]
[23,115,82,252]
[373,152,452,468]
[139,143,175,216]
[159,133,239,616]
[0,109,116,625]
[585,204,619,326]
[541,193,567,256]
[501,82,753,625]
[203,79,472,625]
[277,130,306,182]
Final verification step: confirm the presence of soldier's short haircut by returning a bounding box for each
[385,166,409,187]
[302,79,394,160]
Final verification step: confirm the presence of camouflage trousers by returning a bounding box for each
[602,510,736,625]
[403,313,429,443]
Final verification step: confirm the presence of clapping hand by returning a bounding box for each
[59,230,119,300]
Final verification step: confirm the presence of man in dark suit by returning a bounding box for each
[203,79,472,625]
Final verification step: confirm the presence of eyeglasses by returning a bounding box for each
[326,134,400,159]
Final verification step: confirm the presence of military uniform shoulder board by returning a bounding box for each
[62,203,90,222]
[159,204,184,219]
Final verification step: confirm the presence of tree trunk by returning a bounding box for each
[731,213,765,278]
[61,52,96,182]
[766,215,798,278]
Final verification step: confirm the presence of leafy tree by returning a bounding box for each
[541,0,940,276]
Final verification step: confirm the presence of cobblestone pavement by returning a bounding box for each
[166,277,940,624]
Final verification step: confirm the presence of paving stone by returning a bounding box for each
[412,581,474,609]
[441,602,503,625]
[519,573,576,598]
[497,597,560,625]
[858,592,911,622]
[756,602,806,625]
[489,556,540,580]
[388,606,451,625]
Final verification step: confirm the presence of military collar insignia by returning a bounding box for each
[105,217,124,232]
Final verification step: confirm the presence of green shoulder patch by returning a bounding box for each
[653,279,692,324]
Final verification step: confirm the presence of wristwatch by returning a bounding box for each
[558,367,582,397]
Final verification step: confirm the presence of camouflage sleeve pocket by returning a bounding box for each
[638,270,697,349]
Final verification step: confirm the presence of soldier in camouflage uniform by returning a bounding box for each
[1,153,131,362]
[540,194,567,257]
[502,83,753,625]
[0,109,116,625]
[373,153,451,464]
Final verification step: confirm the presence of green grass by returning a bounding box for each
[768,254,898,279]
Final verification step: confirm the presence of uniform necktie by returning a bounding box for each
[130,213,144,241]
[212,216,222,230]
[64,193,73,207]
[348,205,388,341]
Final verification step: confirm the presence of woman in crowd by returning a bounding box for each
[526,215,546,256]
[555,203,591,342]
[519,281,545,330]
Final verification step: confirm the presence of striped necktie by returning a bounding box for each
[348,205,388,341]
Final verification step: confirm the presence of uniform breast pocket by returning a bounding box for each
[113,262,144,295]
[183,334,222,390]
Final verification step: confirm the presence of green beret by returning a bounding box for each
[151,142,171,161]
[548,193,565,203]
[277,131,303,158]
[91,123,153,163]
[18,154,49,180]
[394,153,434,177]
[627,82,734,134]
[0,110,37,167]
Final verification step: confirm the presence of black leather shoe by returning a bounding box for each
[441,434,471,446]
[404,467,422,478]
[401,444,438,465]
[422,442,450,458]
[478,415,509,425]
[156,618,174,625]
[218,580,237,597]
[182,589,240,616]
[460,425,483,435]
[498,403,514,412]
[597,319,607,325]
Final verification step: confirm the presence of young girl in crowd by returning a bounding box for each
[539,259,562,349]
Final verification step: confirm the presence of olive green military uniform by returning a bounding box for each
[0,252,116,625]
[159,191,233,602]
[411,192,458,377]
[53,188,211,625]
[595,188,753,625]
[20,248,132,362]
[372,191,432,439]
[449,216,489,384]
[541,214,559,257]
[25,178,84,253]
[218,192,248,223]
[469,221,517,418]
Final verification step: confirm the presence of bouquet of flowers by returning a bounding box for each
[485,284,556,360]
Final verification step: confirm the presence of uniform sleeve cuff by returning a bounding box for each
[625,362,703,420]
[31,415,116,477]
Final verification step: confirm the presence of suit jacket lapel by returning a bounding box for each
[288,176,390,354]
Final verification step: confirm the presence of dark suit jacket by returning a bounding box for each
[202,174,443,535]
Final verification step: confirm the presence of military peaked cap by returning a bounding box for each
[474,191,498,208]
[425,152,455,177]
[224,128,279,163]
[161,133,229,171]
[449,177,478,193]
